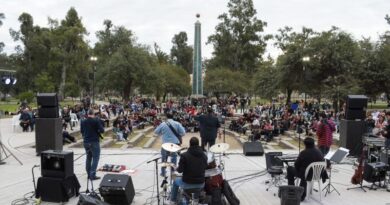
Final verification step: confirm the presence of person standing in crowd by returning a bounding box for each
[19,108,32,132]
[194,107,221,150]
[154,112,186,177]
[316,112,336,168]
[81,109,104,180]
[169,137,208,204]
[286,137,327,201]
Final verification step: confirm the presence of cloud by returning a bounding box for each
[0,0,389,59]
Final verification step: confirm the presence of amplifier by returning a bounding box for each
[243,141,264,156]
[41,150,74,179]
[363,162,388,183]
[99,174,135,205]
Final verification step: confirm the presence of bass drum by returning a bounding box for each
[207,152,216,169]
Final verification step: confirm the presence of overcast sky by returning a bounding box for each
[1,0,389,59]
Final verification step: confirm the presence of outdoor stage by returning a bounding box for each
[1,117,390,205]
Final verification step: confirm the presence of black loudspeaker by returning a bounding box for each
[345,109,366,120]
[38,106,59,118]
[346,95,368,109]
[363,162,388,183]
[35,175,80,202]
[99,174,135,205]
[41,150,74,178]
[339,120,366,156]
[37,93,59,107]
[346,95,367,120]
[243,142,264,156]
[35,118,63,154]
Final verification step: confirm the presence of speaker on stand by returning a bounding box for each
[340,95,368,156]
[35,93,62,155]
[36,150,80,203]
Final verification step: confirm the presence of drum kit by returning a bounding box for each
[157,142,230,204]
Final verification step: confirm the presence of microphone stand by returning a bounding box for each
[147,157,161,205]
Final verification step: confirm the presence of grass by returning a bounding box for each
[0,98,80,114]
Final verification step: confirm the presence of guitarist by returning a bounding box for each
[154,111,186,177]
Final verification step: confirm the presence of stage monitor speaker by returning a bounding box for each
[41,150,73,179]
[339,119,366,156]
[345,109,366,120]
[346,95,368,109]
[38,106,59,118]
[99,174,135,205]
[37,93,59,107]
[35,176,79,203]
[35,118,63,155]
[243,141,264,156]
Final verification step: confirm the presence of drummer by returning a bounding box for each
[154,111,186,177]
[169,137,208,204]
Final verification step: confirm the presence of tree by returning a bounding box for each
[105,45,153,100]
[0,13,5,52]
[154,43,170,65]
[274,27,314,103]
[35,72,55,93]
[56,7,88,99]
[253,57,279,101]
[207,0,270,74]
[170,32,193,73]
[204,68,248,96]
[94,21,134,94]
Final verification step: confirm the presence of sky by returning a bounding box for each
[1,0,389,59]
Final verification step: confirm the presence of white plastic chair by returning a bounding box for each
[70,113,78,127]
[304,161,326,201]
[12,114,22,132]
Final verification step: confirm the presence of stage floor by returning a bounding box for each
[1,117,390,205]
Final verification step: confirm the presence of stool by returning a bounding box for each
[179,188,202,205]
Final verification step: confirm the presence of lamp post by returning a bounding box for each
[302,56,310,103]
[90,56,98,106]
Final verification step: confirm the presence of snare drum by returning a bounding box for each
[206,152,216,169]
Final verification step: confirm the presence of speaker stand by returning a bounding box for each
[0,139,23,165]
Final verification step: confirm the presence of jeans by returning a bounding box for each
[287,166,307,201]
[84,142,100,178]
[161,148,177,177]
[319,146,330,168]
[201,138,216,151]
[170,177,204,204]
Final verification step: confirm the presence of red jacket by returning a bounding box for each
[316,119,336,147]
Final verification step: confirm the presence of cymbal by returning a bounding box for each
[159,162,175,168]
[162,143,182,152]
[210,143,229,153]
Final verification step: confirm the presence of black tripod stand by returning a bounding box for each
[0,139,23,165]
[323,162,341,196]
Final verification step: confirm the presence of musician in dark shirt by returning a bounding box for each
[169,137,208,203]
[286,137,326,201]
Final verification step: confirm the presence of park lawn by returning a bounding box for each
[0,99,79,114]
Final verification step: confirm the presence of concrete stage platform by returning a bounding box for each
[1,117,390,205]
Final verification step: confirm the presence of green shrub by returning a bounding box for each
[17,91,35,104]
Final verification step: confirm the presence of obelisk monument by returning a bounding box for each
[192,14,203,97]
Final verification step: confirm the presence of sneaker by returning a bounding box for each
[90,176,101,180]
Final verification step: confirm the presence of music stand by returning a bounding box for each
[323,147,349,196]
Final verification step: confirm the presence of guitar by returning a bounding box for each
[351,145,366,185]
